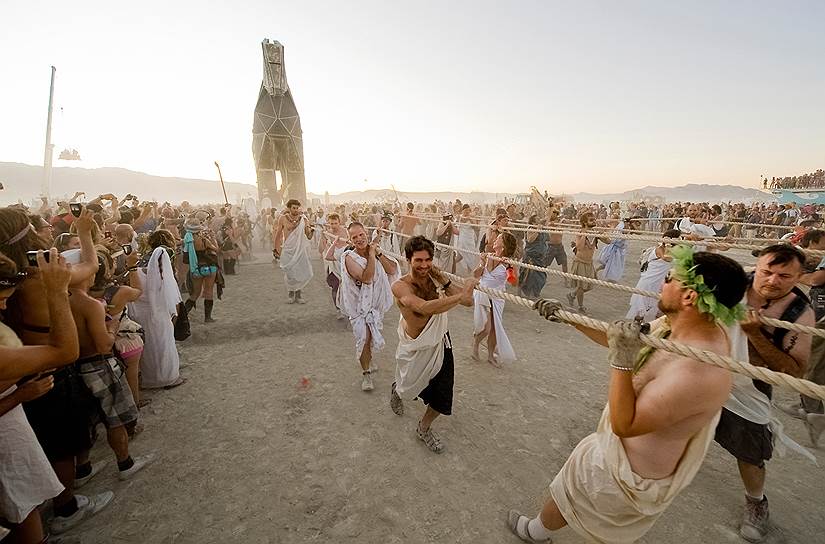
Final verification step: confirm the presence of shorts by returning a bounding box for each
[76,355,138,429]
[23,367,97,461]
[714,408,773,467]
[417,334,454,416]
[546,243,568,266]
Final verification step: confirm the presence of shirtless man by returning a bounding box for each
[397,202,420,238]
[566,212,610,312]
[69,260,154,482]
[509,250,747,543]
[545,207,568,282]
[272,199,314,303]
[390,236,476,453]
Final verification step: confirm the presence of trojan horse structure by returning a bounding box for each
[252,39,306,204]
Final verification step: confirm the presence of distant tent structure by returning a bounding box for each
[58,148,81,161]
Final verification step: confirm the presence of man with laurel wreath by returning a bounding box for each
[507,248,748,544]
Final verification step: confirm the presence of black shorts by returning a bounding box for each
[714,408,773,468]
[547,244,568,266]
[23,367,97,461]
[417,337,454,416]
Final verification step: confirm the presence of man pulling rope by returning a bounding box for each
[507,249,748,543]
[390,236,476,454]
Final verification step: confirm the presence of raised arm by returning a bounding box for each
[533,298,609,345]
[0,250,79,380]
[741,307,812,377]
[345,250,376,284]
[604,321,731,438]
[70,209,99,284]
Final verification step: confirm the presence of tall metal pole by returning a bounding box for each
[42,65,56,198]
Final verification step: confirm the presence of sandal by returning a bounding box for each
[390,383,404,416]
[416,423,445,454]
[507,510,552,543]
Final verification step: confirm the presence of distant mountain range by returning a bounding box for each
[311,184,774,204]
[0,162,258,205]
[567,183,773,203]
[0,162,774,205]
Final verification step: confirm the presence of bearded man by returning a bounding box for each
[509,248,747,543]
[272,199,314,304]
[390,236,476,453]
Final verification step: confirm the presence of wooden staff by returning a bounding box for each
[214,161,229,205]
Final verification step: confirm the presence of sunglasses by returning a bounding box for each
[0,271,29,289]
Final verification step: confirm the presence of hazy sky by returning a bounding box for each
[2,0,823,196]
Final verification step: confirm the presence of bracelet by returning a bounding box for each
[443,280,452,291]
[609,363,634,372]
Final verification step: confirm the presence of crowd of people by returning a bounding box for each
[270,195,825,543]
[765,169,825,190]
[3,189,825,543]
[0,193,253,542]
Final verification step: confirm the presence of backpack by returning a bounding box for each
[174,301,191,341]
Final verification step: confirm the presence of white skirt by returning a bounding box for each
[0,387,64,523]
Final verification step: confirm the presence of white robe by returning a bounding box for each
[473,263,517,364]
[455,221,479,276]
[675,218,716,252]
[339,249,401,358]
[280,218,314,292]
[0,324,64,524]
[129,247,182,388]
[434,237,455,271]
[395,312,450,400]
[626,247,671,322]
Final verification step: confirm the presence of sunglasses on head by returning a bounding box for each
[0,271,29,289]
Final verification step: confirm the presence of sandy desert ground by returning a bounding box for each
[70,240,825,544]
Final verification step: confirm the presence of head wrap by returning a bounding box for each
[2,225,33,246]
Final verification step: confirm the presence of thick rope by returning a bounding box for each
[449,270,825,402]
[373,227,825,340]
[376,227,658,297]
[413,215,825,256]
[419,212,797,231]
[321,230,825,400]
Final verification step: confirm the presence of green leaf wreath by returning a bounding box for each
[668,244,745,326]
